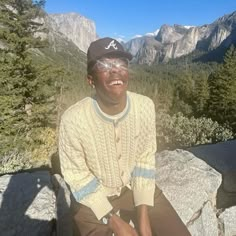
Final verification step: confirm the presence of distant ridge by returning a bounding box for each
[124,11,236,64]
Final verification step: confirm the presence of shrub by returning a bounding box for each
[156,112,233,150]
[0,150,33,174]
[0,127,57,175]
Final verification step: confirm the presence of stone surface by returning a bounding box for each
[155,24,188,44]
[1,148,235,236]
[156,149,221,225]
[187,201,218,236]
[219,206,236,236]
[124,36,147,58]
[52,174,73,236]
[0,171,56,236]
[135,37,163,65]
[156,149,222,235]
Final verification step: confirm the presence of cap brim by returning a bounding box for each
[103,51,133,61]
[88,51,133,65]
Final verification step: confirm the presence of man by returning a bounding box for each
[59,37,191,236]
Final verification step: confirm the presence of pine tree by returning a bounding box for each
[172,71,194,116]
[192,72,209,117]
[208,45,236,133]
[0,0,52,155]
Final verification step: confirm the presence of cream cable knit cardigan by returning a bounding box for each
[59,91,157,220]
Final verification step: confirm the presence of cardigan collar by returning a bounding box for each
[92,94,130,123]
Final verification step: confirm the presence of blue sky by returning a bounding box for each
[45,0,236,41]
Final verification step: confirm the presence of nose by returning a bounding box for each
[109,63,121,73]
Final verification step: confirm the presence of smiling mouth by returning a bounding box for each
[109,80,124,86]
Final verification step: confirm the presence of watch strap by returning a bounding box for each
[102,209,116,224]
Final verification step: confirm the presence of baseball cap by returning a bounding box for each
[87,37,133,66]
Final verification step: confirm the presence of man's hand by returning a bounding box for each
[108,214,138,236]
[137,205,152,236]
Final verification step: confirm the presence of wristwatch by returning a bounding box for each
[102,210,116,224]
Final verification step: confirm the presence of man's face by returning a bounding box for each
[89,57,129,104]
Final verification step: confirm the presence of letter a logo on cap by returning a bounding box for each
[105,40,118,50]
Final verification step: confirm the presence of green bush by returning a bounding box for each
[156,112,233,150]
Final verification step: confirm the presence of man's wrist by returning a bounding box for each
[102,209,117,224]
[137,204,148,214]
[137,205,149,222]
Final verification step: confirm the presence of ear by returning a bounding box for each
[87,75,95,88]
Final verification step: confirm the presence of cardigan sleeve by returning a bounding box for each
[58,117,113,220]
[131,98,157,207]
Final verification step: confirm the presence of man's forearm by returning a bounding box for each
[137,205,149,219]
[136,205,152,236]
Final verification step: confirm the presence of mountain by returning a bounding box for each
[48,12,97,53]
[125,36,148,57]
[40,10,236,66]
[30,14,87,71]
[125,11,236,64]
[31,11,98,70]
[3,7,235,67]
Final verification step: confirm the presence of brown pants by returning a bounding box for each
[72,187,191,236]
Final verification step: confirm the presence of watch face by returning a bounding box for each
[102,217,108,224]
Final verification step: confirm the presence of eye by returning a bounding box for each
[115,63,122,68]
[114,61,128,70]
[115,59,129,68]
[104,63,110,69]
[95,58,128,71]
[96,61,111,70]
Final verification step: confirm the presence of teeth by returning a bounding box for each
[109,80,123,85]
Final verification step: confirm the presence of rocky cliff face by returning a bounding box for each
[49,12,97,53]
[125,36,147,56]
[136,37,163,65]
[155,24,189,44]
[125,36,163,64]
[125,11,236,64]
[33,14,85,60]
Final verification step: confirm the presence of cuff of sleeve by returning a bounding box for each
[133,188,155,207]
[89,198,113,220]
